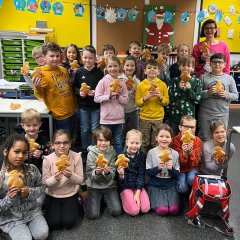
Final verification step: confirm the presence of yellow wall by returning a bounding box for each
[0,1,90,48]
[201,0,240,53]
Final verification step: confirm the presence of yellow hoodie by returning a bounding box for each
[135,78,169,120]
[34,66,76,120]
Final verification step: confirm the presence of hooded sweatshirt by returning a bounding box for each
[34,65,76,120]
[73,66,104,109]
[86,145,117,189]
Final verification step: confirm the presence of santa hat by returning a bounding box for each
[156,6,165,17]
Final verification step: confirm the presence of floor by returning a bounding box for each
[1,109,240,240]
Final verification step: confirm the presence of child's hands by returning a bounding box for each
[8,186,20,199]
[154,90,163,101]
[217,90,227,98]
[201,52,210,62]
[109,91,119,99]
[179,81,186,89]
[33,78,42,88]
[209,85,217,95]
[80,90,87,98]
[54,171,63,181]
[166,161,173,170]
[144,92,155,101]
[182,143,189,156]
[134,190,141,208]
[117,167,124,179]
[20,186,29,198]
[32,149,42,158]
[95,166,103,175]
[102,165,110,175]
[87,90,95,97]
[185,82,191,90]
[62,169,72,178]
[158,163,165,170]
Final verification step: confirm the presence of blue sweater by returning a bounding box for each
[118,151,146,193]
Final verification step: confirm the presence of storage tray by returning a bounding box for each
[25,46,35,52]
[25,52,33,58]
[26,58,36,64]
[4,75,21,81]
[4,58,23,64]
[2,46,22,52]
[4,64,22,70]
[2,52,23,58]
[2,39,22,46]
[25,40,43,47]
[4,70,22,76]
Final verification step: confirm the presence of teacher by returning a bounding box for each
[192,19,230,78]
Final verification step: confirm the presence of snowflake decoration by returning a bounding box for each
[105,7,117,23]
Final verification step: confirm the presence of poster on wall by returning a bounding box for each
[143,5,175,48]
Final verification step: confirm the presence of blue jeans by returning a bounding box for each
[176,169,199,193]
[54,115,74,132]
[86,188,121,219]
[101,124,123,154]
[79,108,100,151]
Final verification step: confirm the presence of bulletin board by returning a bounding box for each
[0,1,91,48]
[200,0,240,53]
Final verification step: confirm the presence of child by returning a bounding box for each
[21,108,50,173]
[157,44,171,86]
[169,44,190,79]
[61,43,82,82]
[135,59,169,154]
[73,45,104,159]
[198,53,238,141]
[102,44,116,58]
[0,134,49,240]
[117,129,150,216]
[21,46,46,88]
[169,56,202,135]
[172,115,202,193]
[120,55,140,136]
[42,129,83,229]
[86,126,121,218]
[200,120,235,176]
[129,40,146,81]
[94,55,128,154]
[34,42,77,131]
[146,124,180,216]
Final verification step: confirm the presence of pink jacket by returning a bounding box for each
[42,150,83,198]
[94,74,128,124]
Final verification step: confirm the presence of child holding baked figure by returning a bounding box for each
[200,120,235,176]
[146,124,180,216]
[117,129,150,216]
[94,55,128,154]
[86,126,121,219]
[172,115,202,194]
[42,129,83,229]
[0,134,48,240]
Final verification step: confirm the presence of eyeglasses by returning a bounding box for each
[181,125,196,129]
[211,60,225,65]
[54,141,70,146]
[204,27,216,31]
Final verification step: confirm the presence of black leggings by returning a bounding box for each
[45,194,79,230]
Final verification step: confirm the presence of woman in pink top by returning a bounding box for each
[42,129,83,230]
[192,19,230,78]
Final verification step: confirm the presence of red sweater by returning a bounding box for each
[172,134,202,173]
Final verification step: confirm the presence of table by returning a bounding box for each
[0,79,25,99]
[0,99,53,139]
[224,126,240,177]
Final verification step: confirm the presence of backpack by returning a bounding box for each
[185,174,233,237]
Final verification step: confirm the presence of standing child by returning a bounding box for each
[157,44,171,86]
[117,129,150,216]
[42,129,83,229]
[120,55,140,136]
[169,44,190,79]
[172,116,202,193]
[169,56,202,135]
[146,124,180,216]
[200,120,235,176]
[94,55,128,154]
[129,40,146,81]
[73,45,104,159]
[61,43,82,83]
[0,134,48,240]
[135,59,169,154]
[198,53,238,141]
[34,42,76,131]
[21,108,50,173]
[86,126,121,218]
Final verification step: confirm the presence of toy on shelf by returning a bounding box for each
[10,103,21,110]
[180,129,195,144]
[115,154,130,168]
[125,76,135,90]
[70,60,80,70]
[80,83,91,95]
[55,154,71,171]
[7,170,24,188]
[212,146,226,164]
[109,79,121,93]
[159,150,172,164]
[21,61,30,75]
[180,70,191,83]
[28,139,40,151]
[95,154,108,168]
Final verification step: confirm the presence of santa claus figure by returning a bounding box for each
[145,7,174,46]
